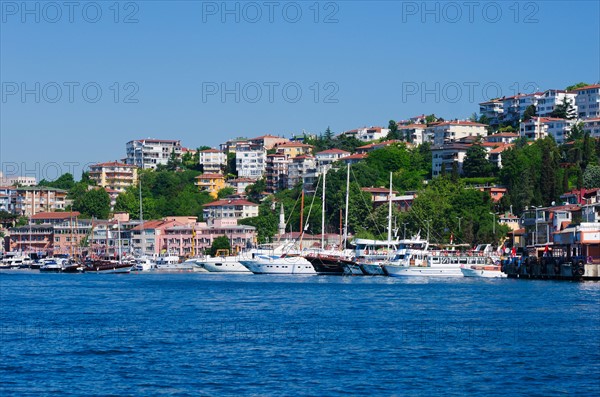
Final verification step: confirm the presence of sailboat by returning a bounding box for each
[354,172,398,275]
[303,165,355,275]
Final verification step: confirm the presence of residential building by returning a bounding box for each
[125,139,182,169]
[356,140,402,154]
[477,186,507,203]
[195,173,226,199]
[288,155,318,191]
[9,224,54,254]
[582,118,600,138]
[274,141,313,158]
[519,117,575,144]
[487,144,513,169]
[89,161,138,193]
[398,124,428,145]
[339,153,367,165]
[0,174,37,186]
[130,217,195,256]
[340,126,390,142]
[315,149,350,172]
[219,137,249,153]
[227,178,255,194]
[249,134,289,150]
[479,99,504,125]
[203,199,259,221]
[235,141,266,180]
[14,187,68,217]
[199,149,227,174]
[265,154,289,194]
[484,132,519,144]
[361,187,398,204]
[431,143,472,177]
[536,89,577,117]
[0,186,17,213]
[427,121,488,146]
[573,84,600,119]
[159,219,256,257]
[501,92,544,123]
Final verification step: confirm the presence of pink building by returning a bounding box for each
[158,219,257,257]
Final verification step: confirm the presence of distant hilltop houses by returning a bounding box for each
[1,83,599,257]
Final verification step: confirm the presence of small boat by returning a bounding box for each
[461,264,507,278]
[84,259,132,274]
[342,262,364,275]
[358,261,386,276]
[0,254,33,269]
[240,254,315,275]
[198,255,251,273]
[152,255,195,272]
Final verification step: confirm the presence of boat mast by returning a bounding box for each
[387,172,392,249]
[321,168,327,250]
[299,190,304,250]
[139,174,145,256]
[117,219,122,264]
[343,163,350,249]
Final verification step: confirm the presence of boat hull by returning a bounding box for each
[461,267,507,278]
[199,258,251,273]
[342,263,364,275]
[304,254,353,275]
[383,264,463,277]
[241,258,315,275]
[359,263,386,276]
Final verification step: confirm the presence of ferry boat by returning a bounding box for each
[384,244,497,278]
[240,254,315,275]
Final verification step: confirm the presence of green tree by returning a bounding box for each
[74,188,111,219]
[246,179,266,203]
[39,173,75,190]
[462,144,493,177]
[550,97,576,119]
[523,104,536,121]
[583,165,600,188]
[217,187,235,199]
[209,235,231,256]
[566,82,589,91]
[568,122,585,141]
[324,126,334,141]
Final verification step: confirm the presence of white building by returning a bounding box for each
[199,148,227,174]
[431,143,471,177]
[484,132,519,144]
[340,126,390,142]
[519,117,575,144]
[398,124,428,144]
[227,178,255,194]
[125,139,182,169]
[427,121,488,146]
[235,142,266,180]
[202,199,259,221]
[315,149,350,172]
[536,89,577,117]
[0,172,37,187]
[288,155,318,192]
[573,84,600,119]
[582,118,600,138]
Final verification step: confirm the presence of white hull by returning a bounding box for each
[359,262,386,276]
[460,267,507,278]
[240,256,315,275]
[383,264,463,277]
[199,257,251,273]
[151,264,196,272]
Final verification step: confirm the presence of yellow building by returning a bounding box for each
[195,173,226,199]
[89,161,138,193]
[275,142,313,158]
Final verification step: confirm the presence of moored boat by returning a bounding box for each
[240,254,315,275]
[461,264,507,278]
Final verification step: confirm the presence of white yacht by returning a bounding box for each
[197,255,251,273]
[240,254,315,275]
[153,255,195,272]
[0,254,33,269]
[460,263,507,278]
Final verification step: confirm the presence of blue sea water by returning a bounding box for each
[1,273,599,397]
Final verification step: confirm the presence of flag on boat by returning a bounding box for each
[511,246,516,257]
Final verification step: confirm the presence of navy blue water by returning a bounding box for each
[1,273,599,397]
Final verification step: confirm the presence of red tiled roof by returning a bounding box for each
[431,121,488,127]
[132,139,180,144]
[488,132,519,137]
[361,187,397,194]
[203,199,258,207]
[340,153,368,160]
[31,211,81,220]
[490,144,513,154]
[201,148,222,153]
[276,142,313,148]
[398,124,426,129]
[316,149,351,155]
[90,161,135,168]
[570,84,600,91]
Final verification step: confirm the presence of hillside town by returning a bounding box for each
[1,83,599,264]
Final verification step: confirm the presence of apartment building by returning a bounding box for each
[14,187,68,217]
[427,121,488,146]
[573,84,600,119]
[89,161,138,193]
[125,139,182,169]
[288,156,318,191]
[519,117,575,144]
[274,141,313,158]
[315,149,350,172]
[199,149,227,174]
[195,173,226,199]
[202,199,259,221]
[235,141,266,180]
[265,154,289,194]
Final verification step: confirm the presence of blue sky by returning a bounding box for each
[1,0,599,180]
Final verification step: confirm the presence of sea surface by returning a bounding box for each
[1,272,599,397]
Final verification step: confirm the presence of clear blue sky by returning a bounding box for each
[1,0,599,180]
